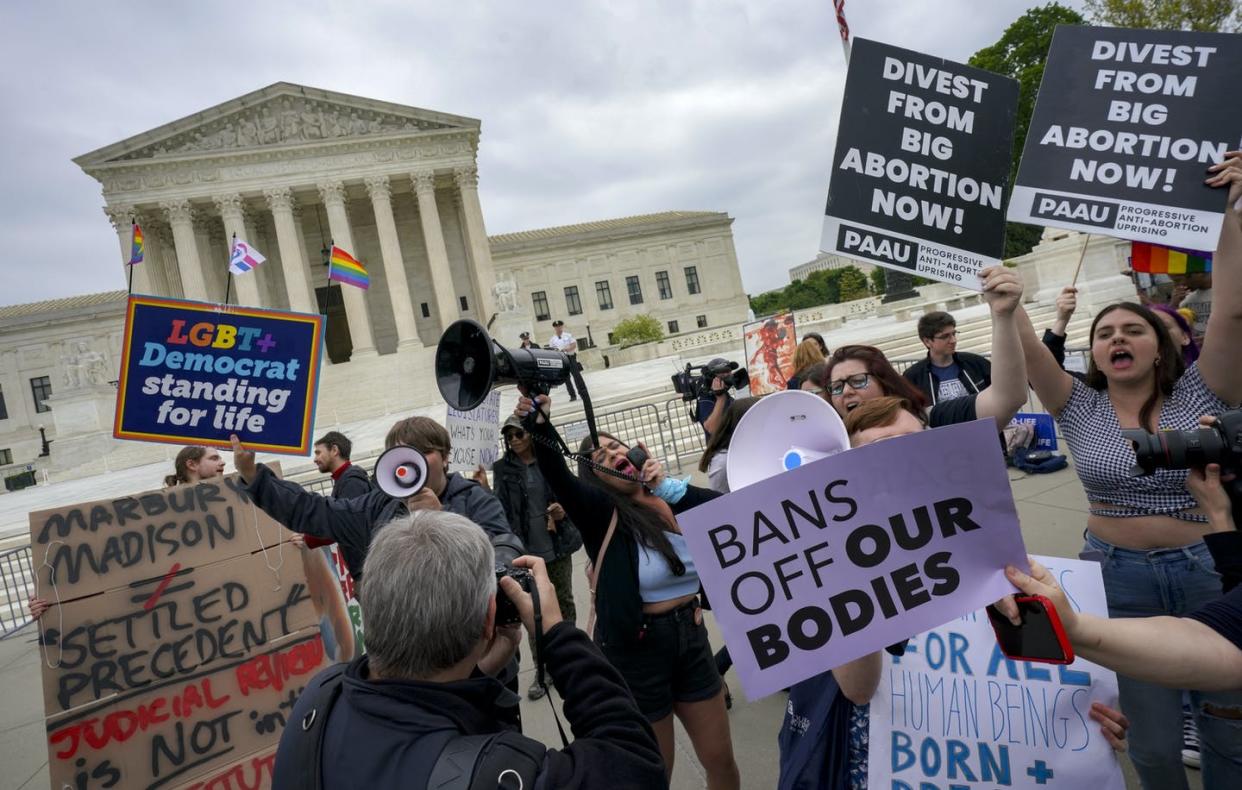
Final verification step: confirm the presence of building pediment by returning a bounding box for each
[74,82,480,168]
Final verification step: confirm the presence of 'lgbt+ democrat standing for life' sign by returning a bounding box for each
[114,296,325,455]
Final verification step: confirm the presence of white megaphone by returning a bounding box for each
[374,446,429,499]
[726,390,850,490]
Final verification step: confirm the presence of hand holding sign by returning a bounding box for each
[1206,149,1242,226]
[980,265,1023,315]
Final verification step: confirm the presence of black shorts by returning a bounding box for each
[601,600,723,721]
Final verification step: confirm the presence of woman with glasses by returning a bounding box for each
[820,266,1029,430]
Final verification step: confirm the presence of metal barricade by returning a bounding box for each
[0,545,35,639]
[663,397,707,468]
[303,477,334,495]
[556,403,678,471]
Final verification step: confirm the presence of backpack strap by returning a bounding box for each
[585,508,620,639]
[285,665,347,790]
[427,731,546,790]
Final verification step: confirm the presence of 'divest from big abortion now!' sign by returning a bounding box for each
[1008,25,1242,250]
[114,296,326,455]
[821,38,1018,290]
[677,419,1028,701]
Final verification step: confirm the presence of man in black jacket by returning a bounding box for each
[902,311,992,406]
[229,416,519,584]
[272,510,666,790]
[313,430,373,499]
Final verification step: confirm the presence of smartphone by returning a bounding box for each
[986,595,1075,664]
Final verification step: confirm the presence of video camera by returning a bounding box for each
[671,358,750,403]
[1122,408,1242,512]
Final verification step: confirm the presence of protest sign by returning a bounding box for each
[744,312,797,396]
[868,555,1123,790]
[678,419,1027,700]
[1009,412,1058,451]
[446,389,502,469]
[822,38,1018,289]
[1009,25,1242,250]
[30,470,335,790]
[114,296,325,455]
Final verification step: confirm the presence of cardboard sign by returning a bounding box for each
[821,38,1018,289]
[1009,412,1058,451]
[678,419,1028,700]
[1009,25,1242,249]
[446,390,502,469]
[743,312,797,396]
[114,296,325,455]
[868,555,1124,790]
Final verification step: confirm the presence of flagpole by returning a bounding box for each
[127,215,136,296]
[224,233,235,305]
[835,0,851,63]
[1070,233,1092,288]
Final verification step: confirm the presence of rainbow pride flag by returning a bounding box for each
[1130,242,1211,274]
[128,223,144,266]
[328,245,369,289]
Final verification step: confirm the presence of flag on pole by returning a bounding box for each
[128,223,144,266]
[328,245,370,289]
[1130,241,1212,274]
[228,238,267,274]
[834,0,851,61]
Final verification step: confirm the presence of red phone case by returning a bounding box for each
[988,594,1075,665]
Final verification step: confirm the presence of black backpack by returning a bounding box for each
[285,666,546,790]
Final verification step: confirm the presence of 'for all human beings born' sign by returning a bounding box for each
[114,296,325,455]
[821,38,1018,289]
[1008,25,1242,250]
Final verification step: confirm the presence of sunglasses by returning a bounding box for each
[828,373,872,396]
[505,428,527,440]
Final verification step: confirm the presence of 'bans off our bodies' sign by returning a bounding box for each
[114,296,325,455]
[821,38,1018,290]
[1008,25,1242,249]
[678,419,1027,700]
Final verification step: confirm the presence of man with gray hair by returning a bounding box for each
[273,510,665,789]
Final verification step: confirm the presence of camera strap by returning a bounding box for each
[530,574,570,749]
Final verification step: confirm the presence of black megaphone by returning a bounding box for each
[435,319,573,411]
[374,445,429,499]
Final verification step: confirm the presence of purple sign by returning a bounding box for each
[678,419,1027,700]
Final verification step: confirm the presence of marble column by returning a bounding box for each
[193,214,226,303]
[453,165,497,318]
[104,204,152,294]
[263,187,316,313]
[152,222,183,297]
[364,175,419,349]
[160,199,209,301]
[318,180,377,357]
[213,194,263,307]
[134,212,172,296]
[411,170,458,329]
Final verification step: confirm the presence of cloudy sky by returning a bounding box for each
[0,0,1083,305]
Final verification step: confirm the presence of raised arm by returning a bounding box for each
[1016,299,1075,416]
[1198,151,1242,404]
[972,267,1029,426]
[517,394,613,537]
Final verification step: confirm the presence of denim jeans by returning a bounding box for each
[1085,532,1242,790]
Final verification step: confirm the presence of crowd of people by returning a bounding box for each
[25,152,1242,789]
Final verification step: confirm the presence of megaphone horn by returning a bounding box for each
[375,446,429,500]
[436,319,574,411]
[726,390,850,490]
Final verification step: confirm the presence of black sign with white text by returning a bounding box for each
[821,38,1018,290]
[1009,25,1242,249]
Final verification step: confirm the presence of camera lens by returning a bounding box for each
[1122,426,1225,474]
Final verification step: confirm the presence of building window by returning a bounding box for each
[684,266,701,295]
[0,385,7,420]
[30,376,52,414]
[0,448,11,466]
[625,275,643,305]
[696,314,708,328]
[532,291,551,321]
[668,320,679,334]
[459,296,469,311]
[595,280,614,310]
[420,302,430,318]
[564,286,583,316]
[656,270,673,300]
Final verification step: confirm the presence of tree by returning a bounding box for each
[1084,0,1240,32]
[611,313,663,346]
[838,266,871,302]
[969,3,1087,259]
[869,267,887,295]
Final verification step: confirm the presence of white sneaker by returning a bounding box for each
[1182,710,1201,769]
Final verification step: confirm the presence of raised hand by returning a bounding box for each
[980,266,1024,316]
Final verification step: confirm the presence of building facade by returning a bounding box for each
[789,251,874,282]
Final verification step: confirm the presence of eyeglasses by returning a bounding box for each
[933,330,958,341]
[505,428,527,440]
[828,373,872,396]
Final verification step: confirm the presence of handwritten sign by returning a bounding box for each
[114,296,325,455]
[1009,25,1242,250]
[868,555,1124,790]
[821,38,1018,289]
[30,469,333,790]
[678,419,1028,700]
[446,389,502,469]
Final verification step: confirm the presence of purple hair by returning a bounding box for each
[1148,303,1200,365]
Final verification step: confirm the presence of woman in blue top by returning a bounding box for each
[1013,151,1242,790]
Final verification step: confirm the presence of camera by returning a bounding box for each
[671,358,750,403]
[1122,408,1242,510]
[495,563,536,626]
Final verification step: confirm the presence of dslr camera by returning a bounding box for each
[495,564,536,626]
[671,358,750,403]
[1123,408,1242,511]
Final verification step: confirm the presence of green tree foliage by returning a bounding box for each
[748,266,875,314]
[611,313,664,346]
[1084,0,1240,32]
[838,266,871,302]
[870,267,887,295]
[969,3,1086,259]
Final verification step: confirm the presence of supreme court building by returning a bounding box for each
[0,82,749,482]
